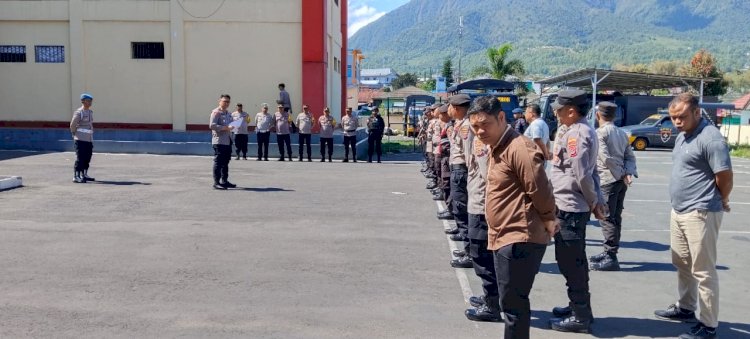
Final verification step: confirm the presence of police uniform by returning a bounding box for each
[70,93,96,183]
[296,110,314,161]
[318,113,336,162]
[341,113,358,162]
[447,94,472,251]
[210,106,234,188]
[434,105,453,217]
[232,109,250,159]
[425,113,438,178]
[367,109,385,162]
[274,108,293,161]
[255,106,273,161]
[548,90,604,330]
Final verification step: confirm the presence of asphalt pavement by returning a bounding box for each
[0,149,749,338]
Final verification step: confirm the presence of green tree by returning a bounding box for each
[419,78,436,91]
[391,72,419,89]
[485,43,525,80]
[726,70,750,92]
[442,58,454,87]
[685,49,728,96]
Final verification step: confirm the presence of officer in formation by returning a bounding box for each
[422,105,439,191]
[445,94,473,269]
[418,106,435,175]
[432,105,453,219]
[341,107,358,162]
[317,107,336,162]
[367,107,385,163]
[274,104,294,161]
[209,94,236,190]
[231,103,250,160]
[254,103,272,161]
[590,101,638,271]
[70,93,96,183]
[296,105,314,162]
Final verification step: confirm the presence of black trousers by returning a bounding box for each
[234,133,248,157]
[320,137,333,159]
[74,140,93,172]
[277,134,292,159]
[468,214,498,300]
[601,180,628,254]
[298,133,312,159]
[494,242,547,339]
[343,135,357,160]
[212,144,231,184]
[367,133,383,160]
[257,132,270,159]
[438,156,451,206]
[554,210,593,320]
[450,166,469,251]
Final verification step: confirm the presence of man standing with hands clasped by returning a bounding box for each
[590,101,638,271]
[548,90,606,333]
[209,94,236,190]
[654,93,732,339]
[468,95,557,339]
[296,105,314,162]
[70,93,96,183]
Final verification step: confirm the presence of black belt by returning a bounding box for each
[450,164,468,171]
[345,129,357,132]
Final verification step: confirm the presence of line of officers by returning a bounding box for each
[208,94,386,190]
[416,91,635,337]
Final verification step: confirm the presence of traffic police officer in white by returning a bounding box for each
[70,93,96,183]
[254,103,273,161]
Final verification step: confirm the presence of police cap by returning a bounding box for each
[512,108,523,114]
[437,104,449,114]
[597,101,617,118]
[551,89,587,111]
[80,93,93,100]
[448,94,472,107]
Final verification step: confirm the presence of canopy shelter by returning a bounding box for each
[447,79,515,93]
[538,68,717,108]
[372,86,438,129]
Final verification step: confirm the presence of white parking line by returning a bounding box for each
[435,201,476,304]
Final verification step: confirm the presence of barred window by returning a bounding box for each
[35,45,65,63]
[131,42,164,59]
[0,45,26,63]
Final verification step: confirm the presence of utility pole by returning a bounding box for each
[457,16,463,84]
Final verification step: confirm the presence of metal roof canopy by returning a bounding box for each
[447,79,515,93]
[538,68,717,104]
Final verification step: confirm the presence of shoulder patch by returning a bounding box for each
[567,138,578,158]
[460,125,470,140]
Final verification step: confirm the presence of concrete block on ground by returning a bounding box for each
[0,175,22,190]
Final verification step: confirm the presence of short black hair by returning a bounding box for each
[219,94,230,100]
[468,95,503,118]
[527,104,541,116]
[278,83,285,89]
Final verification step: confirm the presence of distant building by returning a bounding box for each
[360,68,399,89]
[346,49,365,110]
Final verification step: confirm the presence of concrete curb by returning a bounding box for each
[0,175,23,190]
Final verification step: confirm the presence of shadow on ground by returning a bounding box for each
[233,187,294,192]
[94,180,151,186]
[0,150,49,161]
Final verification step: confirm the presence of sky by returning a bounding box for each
[348,0,410,37]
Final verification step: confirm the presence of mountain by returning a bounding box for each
[349,0,750,77]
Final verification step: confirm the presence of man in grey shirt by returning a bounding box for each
[278,83,292,114]
[654,93,732,339]
[590,101,638,271]
[209,94,236,190]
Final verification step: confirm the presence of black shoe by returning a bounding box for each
[377,160,381,163]
[437,211,453,220]
[321,158,326,162]
[82,171,95,181]
[278,157,285,161]
[679,323,717,339]
[589,251,609,263]
[432,194,443,201]
[590,254,620,271]
[288,157,293,161]
[450,256,473,268]
[220,181,237,189]
[654,304,698,323]
[235,155,240,160]
[552,306,572,318]
[426,183,437,190]
[299,157,303,162]
[445,227,459,235]
[257,158,262,161]
[430,188,441,194]
[450,234,467,242]
[73,176,85,183]
[452,249,465,257]
[264,158,269,161]
[353,159,357,163]
[465,304,502,322]
[308,158,312,162]
[550,315,591,333]
[367,160,372,163]
[469,295,486,308]
[243,156,247,160]
[213,183,227,190]
[343,158,349,162]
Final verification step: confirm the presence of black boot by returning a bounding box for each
[465,297,502,322]
[590,252,620,271]
[321,157,326,162]
[235,154,240,160]
[82,170,95,182]
[550,315,591,333]
[469,295,486,307]
[328,155,332,162]
[589,251,609,263]
[450,255,472,268]
[553,305,595,323]
[73,170,85,183]
[220,180,237,189]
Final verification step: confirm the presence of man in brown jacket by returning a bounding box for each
[468,95,558,339]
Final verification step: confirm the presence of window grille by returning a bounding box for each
[35,45,65,63]
[0,45,26,63]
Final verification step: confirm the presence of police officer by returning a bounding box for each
[512,107,528,134]
[341,107,358,162]
[590,101,638,271]
[367,107,385,163]
[548,90,606,333]
[70,93,96,183]
[254,103,272,161]
[274,105,293,161]
[418,106,434,173]
[446,94,472,266]
[434,105,453,219]
[317,107,336,162]
[210,94,236,190]
[232,103,250,160]
[296,105,314,162]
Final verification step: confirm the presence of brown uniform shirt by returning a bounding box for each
[485,126,556,251]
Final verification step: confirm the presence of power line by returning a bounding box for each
[176,0,227,19]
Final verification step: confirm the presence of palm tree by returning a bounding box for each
[486,43,525,80]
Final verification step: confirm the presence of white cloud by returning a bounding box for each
[348,4,385,37]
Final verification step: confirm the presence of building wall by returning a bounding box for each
[0,0,343,132]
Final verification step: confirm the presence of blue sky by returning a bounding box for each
[348,0,410,37]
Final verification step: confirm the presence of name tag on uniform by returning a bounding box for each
[77,128,93,134]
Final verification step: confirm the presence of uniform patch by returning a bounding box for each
[460,125,470,140]
[567,138,578,157]
[660,128,672,143]
[473,138,488,157]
